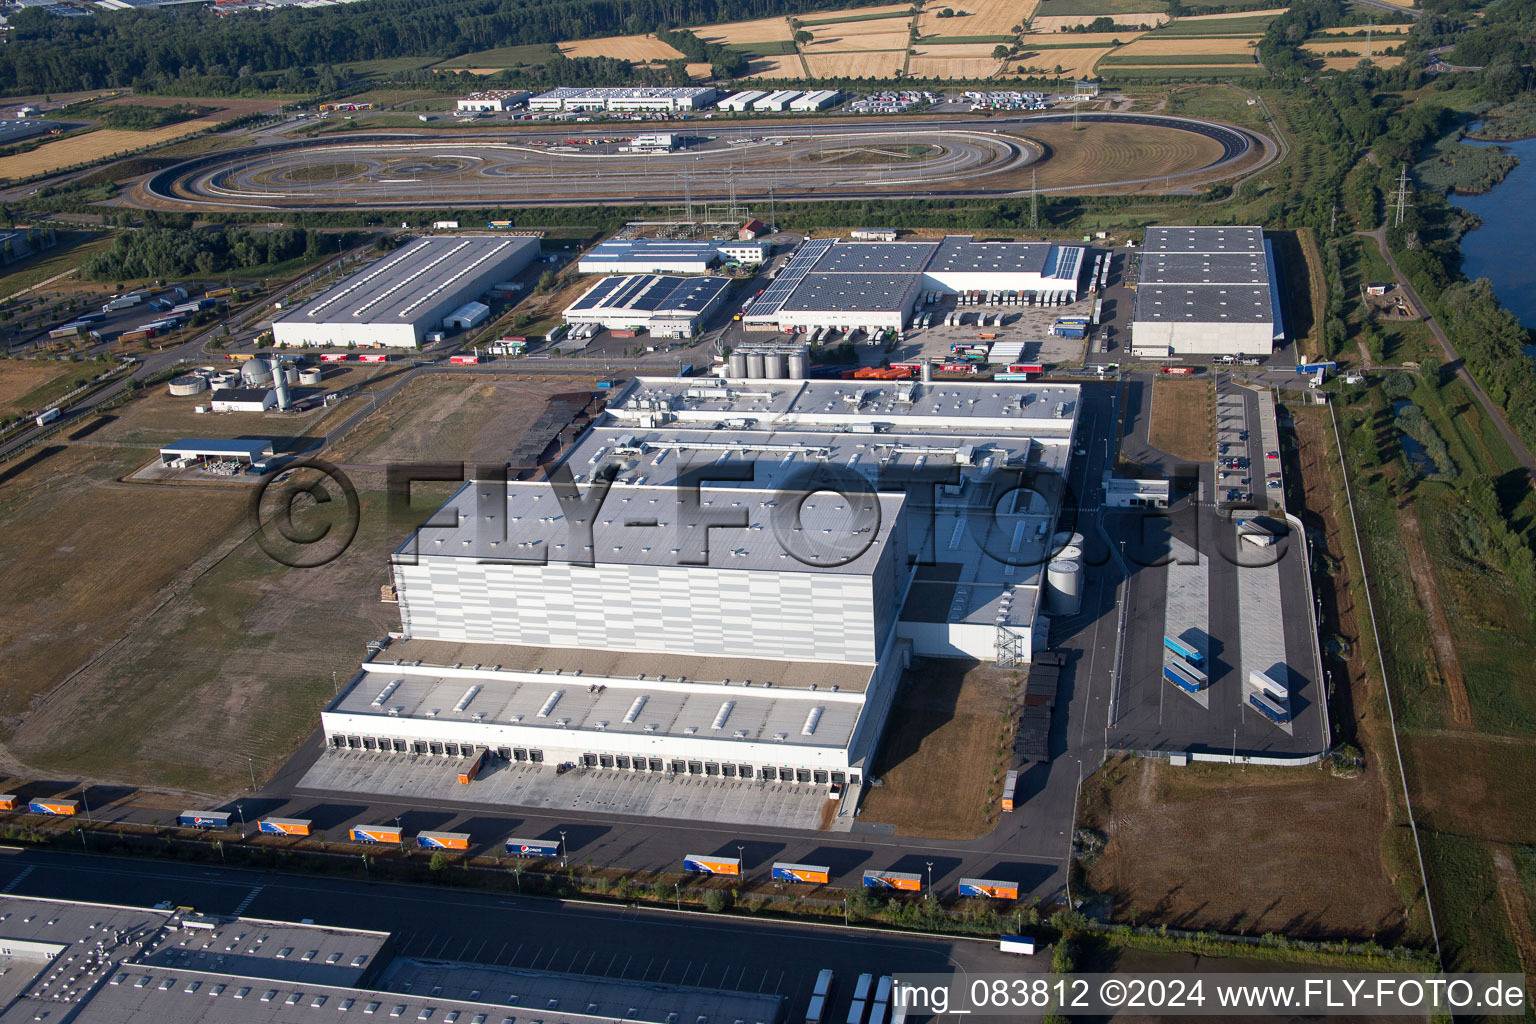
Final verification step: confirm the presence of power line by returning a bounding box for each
[1392,164,1413,227]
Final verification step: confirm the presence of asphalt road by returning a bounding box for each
[142,112,1270,211]
[0,845,1044,1020]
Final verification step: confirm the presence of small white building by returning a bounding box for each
[850,228,898,242]
[457,90,529,112]
[210,387,276,413]
[789,89,839,112]
[629,132,677,152]
[15,105,39,118]
[752,90,801,112]
[718,242,767,265]
[717,90,766,112]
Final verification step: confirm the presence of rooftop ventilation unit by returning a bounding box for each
[537,691,565,718]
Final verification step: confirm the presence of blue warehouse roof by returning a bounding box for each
[160,438,275,458]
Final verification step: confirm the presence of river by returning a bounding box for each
[1448,133,1536,360]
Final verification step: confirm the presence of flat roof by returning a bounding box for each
[160,438,275,457]
[1138,251,1269,286]
[1133,284,1274,323]
[275,236,538,327]
[568,275,730,316]
[0,120,51,146]
[370,637,875,694]
[778,272,918,313]
[210,388,274,403]
[1143,225,1265,255]
[396,481,905,575]
[580,240,722,267]
[813,241,938,274]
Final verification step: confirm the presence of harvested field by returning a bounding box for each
[1107,34,1257,55]
[803,51,907,77]
[858,659,1018,840]
[913,42,1011,56]
[1318,55,1403,70]
[1013,47,1118,77]
[908,56,1005,77]
[803,29,913,51]
[0,360,82,419]
[1082,757,1409,940]
[1020,30,1145,45]
[326,375,582,466]
[558,34,687,61]
[0,119,226,180]
[695,15,794,45]
[1030,11,1168,31]
[1303,40,1401,54]
[745,55,806,77]
[1022,120,1226,189]
[919,0,1039,38]
[0,445,249,741]
[685,62,714,78]
[805,16,918,39]
[1316,23,1412,34]
[1400,732,1536,845]
[1147,378,1213,460]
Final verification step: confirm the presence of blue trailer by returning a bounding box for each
[676,364,694,377]
[1249,691,1291,724]
[1163,665,1202,695]
[1167,654,1207,687]
[1296,361,1336,374]
[1162,635,1203,665]
[178,810,232,829]
[504,837,561,858]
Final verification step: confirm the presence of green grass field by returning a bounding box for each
[727,39,800,56]
[1419,831,1523,972]
[799,9,914,24]
[1151,14,1277,34]
[337,57,440,79]
[1033,0,1166,16]
[431,44,560,69]
[0,233,113,299]
[1098,52,1256,64]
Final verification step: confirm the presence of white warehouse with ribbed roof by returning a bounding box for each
[270,235,540,349]
[322,375,1082,789]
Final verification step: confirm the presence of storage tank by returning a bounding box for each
[299,368,323,386]
[921,360,932,383]
[167,374,208,397]
[728,351,749,378]
[209,373,236,391]
[270,356,290,411]
[283,365,300,384]
[787,350,808,379]
[1046,560,1083,615]
[241,359,273,386]
[764,352,787,379]
[746,352,765,379]
[1058,544,1084,565]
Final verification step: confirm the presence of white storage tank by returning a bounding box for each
[209,373,237,391]
[787,350,809,379]
[1057,544,1084,565]
[746,352,765,379]
[299,368,323,386]
[1046,559,1082,615]
[764,352,787,379]
[167,374,208,397]
[729,351,749,378]
[240,359,273,386]
[283,365,300,384]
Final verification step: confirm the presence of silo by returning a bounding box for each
[728,351,749,378]
[764,352,787,379]
[1047,560,1082,615]
[283,365,300,384]
[209,373,236,391]
[299,368,323,386]
[746,352,766,379]
[241,359,273,386]
[1057,544,1084,565]
[920,360,932,383]
[270,356,290,411]
[787,350,809,379]
[167,374,208,397]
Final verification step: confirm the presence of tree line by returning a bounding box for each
[79,224,364,280]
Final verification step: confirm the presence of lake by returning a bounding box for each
[1449,133,1536,360]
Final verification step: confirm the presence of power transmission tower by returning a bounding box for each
[1330,202,1337,236]
[1392,164,1412,227]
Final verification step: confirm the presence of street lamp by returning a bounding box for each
[926,860,933,894]
[559,830,567,869]
[236,803,245,835]
[247,758,256,791]
[674,883,681,911]
[735,844,744,872]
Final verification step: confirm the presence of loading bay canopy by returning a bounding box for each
[159,438,275,464]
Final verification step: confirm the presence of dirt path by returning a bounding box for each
[1491,844,1536,978]
[1398,510,1473,727]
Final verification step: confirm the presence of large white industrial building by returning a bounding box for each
[323,376,1083,789]
[742,236,1086,333]
[563,274,733,337]
[1130,225,1284,357]
[577,239,723,275]
[527,86,718,113]
[270,236,539,349]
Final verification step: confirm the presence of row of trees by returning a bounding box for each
[656,28,751,78]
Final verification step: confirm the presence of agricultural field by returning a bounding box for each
[744,55,806,78]
[1315,24,1412,34]
[1014,46,1119,77]
[1314,54,1405,71]
[1022,119,1226,189]
[1102,35,1259,56]
[908,55,1005,78]
[1019,31,1144,46]
[558,34,687,62]
[804,50,907,77]
[918,0,1039,36]
[0,232,113,299]
[694,14,795,45]
[0,112,243,181]
[0,359,86,420]
[429,44,560,72]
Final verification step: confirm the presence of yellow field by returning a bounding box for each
[1015,46,1117,76]
[1319,54,1404,69]
[805,17,915,39]
[745,55,806,78]
[1021,30,1143,46]
[803,50,907,77]
[558,34,687,61]
[0,119,224,180]
[1031,11,1168,31]
[696,15,795,44]
[1109,35,1257,56]
[908,56,1003,78]
[918,0,1039,37]
[914,42,1009,56]
[1302,40,1400,55]
[804,30,913,51]
[685,62,714,78]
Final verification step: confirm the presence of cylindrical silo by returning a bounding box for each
[241,359,273,386]
[1057,544,1084,565]
[1051,531,1073,549]
[1046,560,1082,615]
[168,374,208,397]
[764,352,787,379]
[746,352,765,379]
[729,351,749,378]
[270,356,290,411]
[920,360,932,383]
[283,365,300,384]
[300,368,323,386]
[209,373,236,391]
[787,350,809,379]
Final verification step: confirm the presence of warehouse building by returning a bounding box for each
[790,89,841,111]
[1130,225,1284,357]
[741,235,1086,332]
[577,239,722,275]
[752,89,801,112]
[527,86,718,113]
[0,895,782,1024]
[159,437,274,466]
[323,376,1081,789]
[210,387,276,412]
[456,89,529,111]
[717,89,767,112]
[271,236,540,349]
[563,274,733,337]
